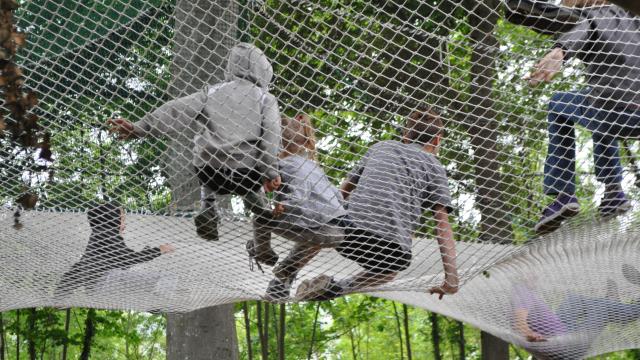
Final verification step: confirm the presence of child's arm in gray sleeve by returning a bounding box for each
[132,90,207,139]
[257,94,281,181]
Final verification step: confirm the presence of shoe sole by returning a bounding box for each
[600,201,632,219]
[534,203,580,236]
[296,275,334,301]
[194,213,219,241]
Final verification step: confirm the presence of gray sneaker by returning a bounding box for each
[296,275,343,301]
[194,206,219,241]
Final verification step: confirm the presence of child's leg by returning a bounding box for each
[249,217,279,266]
[194,167,222,241]
[273,243,322,284]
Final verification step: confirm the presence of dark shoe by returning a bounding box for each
[246,239,278,267]
[194,206,219,241]
[534,194,580,235]
[296,275,343,301]
[599,191,632,219]
[623,264,640,287]
[264,278,291,302]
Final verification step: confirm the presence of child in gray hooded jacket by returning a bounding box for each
[108,43,282,241]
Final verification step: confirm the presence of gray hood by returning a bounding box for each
[225,43,273,89]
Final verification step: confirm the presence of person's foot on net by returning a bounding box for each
[246,239,278,267]
[534,194,580,235]
[599,191,631,219]
[296,275,344,301]
[194,204,219,241]
[622,264,640,287]
[263,278,292,302]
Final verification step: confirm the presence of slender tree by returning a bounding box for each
[0,312,5,360]
[430,313,442,360]
[278,304,285,360]
[458,321,466,360]
[79,309,96,360]
[402,304,412,360]
[15,310,20,360]
[307,303,321,360]
[26,309,35,360]
[243,302,254,360]
[256,302,268,360]
[392,303,404,360]
[61,309,70,360]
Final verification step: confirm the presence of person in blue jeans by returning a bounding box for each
[527,2,640,235]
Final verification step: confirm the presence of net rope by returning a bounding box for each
[1,0,639,358]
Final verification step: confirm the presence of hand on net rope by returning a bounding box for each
[97,43,460,303]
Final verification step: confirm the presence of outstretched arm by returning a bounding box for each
[340,177,358,201]
[428,205,459,299]
[514,308,547,342]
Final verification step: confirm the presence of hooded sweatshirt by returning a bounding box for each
[132,43,281,181]
[556,5,640,110]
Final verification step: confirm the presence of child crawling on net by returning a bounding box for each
[259,109,459,301]
[252,114,348,301]
[296,108,459,301]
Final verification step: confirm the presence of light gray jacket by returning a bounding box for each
[557,5,640,109]
[133,43,281,180]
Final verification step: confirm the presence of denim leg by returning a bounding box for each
[578,107,640,187]
[544,92,585,195]
[557,294,640,334]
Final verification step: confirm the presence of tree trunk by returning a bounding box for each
[256,302,268,360]
[277,304,285,360]
[26,309,37,360]
[243,303,253,360]
[458,321,465,360]
[402,304,412,360]
[466,0,513,358]
[0,312,5,360]
[79,309,96,360]
[61,309,70,360]
[15,310,19,360]
[165,1,239,359]
[392,303,404,360]
[430,313,442,360]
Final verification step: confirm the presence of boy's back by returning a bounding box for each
[347,140,451,250]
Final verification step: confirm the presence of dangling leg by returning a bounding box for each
[194,185,219,241]
[247,215,279,267]
[265,243,321,301]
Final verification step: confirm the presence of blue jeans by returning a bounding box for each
[544,91,640,195]
[557,294,640,334]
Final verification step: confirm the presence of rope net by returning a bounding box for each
[1,0,639,358]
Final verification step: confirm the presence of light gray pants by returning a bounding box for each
[253,219,344,283]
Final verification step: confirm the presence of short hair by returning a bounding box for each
[403,108,443,145]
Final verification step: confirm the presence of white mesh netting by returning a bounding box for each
[1,0,639,358]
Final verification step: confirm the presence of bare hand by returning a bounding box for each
[107,118,137,140]
[525,47,564,87]
[526,332,547,342]
[428,281,459,300]
[263,176,282,192]
[159,244,175,254]
[273,203,285,218]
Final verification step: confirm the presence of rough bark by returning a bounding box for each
[467,0,513,358]
[165,1,240,359]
